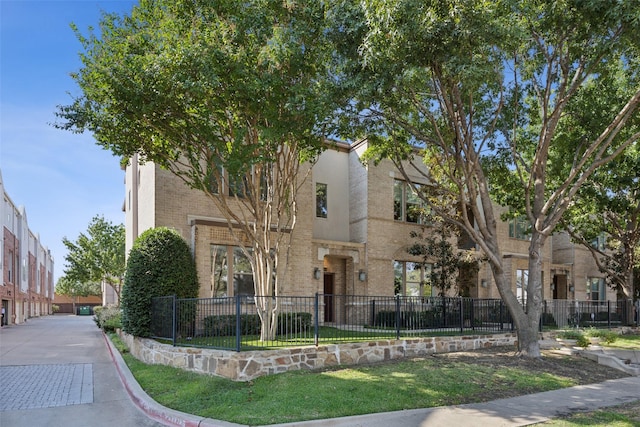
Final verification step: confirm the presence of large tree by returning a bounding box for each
[62,215,125,303]
[561,142,640,305]
[333,0,640,356]
[56,0,339,340]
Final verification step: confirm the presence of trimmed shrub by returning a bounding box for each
[94,305,122,332]
[541,312,557,327]
[203,312,312,337]
[121,227,199,337]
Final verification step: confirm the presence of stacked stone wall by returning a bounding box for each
[119,331,517,382]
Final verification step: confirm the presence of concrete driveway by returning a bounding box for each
[0,314,163,427]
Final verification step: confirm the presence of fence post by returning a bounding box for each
[314,293,319,347]
[371,299,376,327]
[459,298,464,333]
[607,300,611,329]
[442,297,447,328]
[171,295,177,346]
[395,295,401,340]
[470,299,475,331]
[235,295,242,352]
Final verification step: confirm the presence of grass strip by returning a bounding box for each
[539,403,640,426]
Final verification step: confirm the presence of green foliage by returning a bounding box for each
[94,306,122,332]
[55,276,101,299]
[61,215,125,300]
[55,2,347,341]
[541,312,557,328]
[557,329,584,340]
[585,329,619,345]
[331,0,640,356]
[203,312,312,337]
[121,227,199,337]
[408,224,481,297]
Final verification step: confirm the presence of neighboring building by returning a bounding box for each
[53,293,102,314]
[552,231,616,302]
[123,140,613,304]
[1,170,55,326]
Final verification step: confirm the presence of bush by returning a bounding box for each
[586,328,618,344]
[203,312,312,337]
[121,227,199,337]
[541,312,557,327]
[94,306,122,332]
[373,310,459,329]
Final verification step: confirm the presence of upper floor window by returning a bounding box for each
[591,234,606,251]
[316,183,328,218]
[394,180,427,224]
[209,161,267,201]
[508,217,530,240]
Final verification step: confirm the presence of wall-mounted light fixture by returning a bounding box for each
[550,284,556,291]
[358,270,366,282]
[313,267,321,280]
[481,279,488,288]
[569,285,575,292]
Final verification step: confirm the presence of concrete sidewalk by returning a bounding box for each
[103,328,640,427]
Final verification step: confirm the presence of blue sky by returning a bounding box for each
[1,0,136,283]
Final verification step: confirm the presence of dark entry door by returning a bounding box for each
[323,273,334,323]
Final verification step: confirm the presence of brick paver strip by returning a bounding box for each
[0,364,94,411]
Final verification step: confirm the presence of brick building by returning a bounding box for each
[1,170,55,326]
[124,139,613,304]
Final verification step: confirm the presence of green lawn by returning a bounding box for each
[113,333,575,425]
[604,333,640,350]
[112,331,640,426]
[538,402,640,426]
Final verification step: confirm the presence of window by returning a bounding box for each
[316,183,328,218]
[210,245,254,297]
[394,180,427,223]
[233,247,254,296]
[209,161,268,200]
[509,217,530,240]
[394,261,433,296]
[587,277,605,301]
[591,234,606,251]
[210,245,228,297]
[516,269,528,302]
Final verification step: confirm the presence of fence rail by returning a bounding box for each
[149,294,633,351]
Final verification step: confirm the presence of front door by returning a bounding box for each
[323,273,334,323]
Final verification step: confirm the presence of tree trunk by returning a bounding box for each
[519,232,546,358]
[253,247,279,341]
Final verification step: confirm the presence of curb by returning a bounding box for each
[102,332,244,427]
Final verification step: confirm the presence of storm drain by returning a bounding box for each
[0,364,93,411]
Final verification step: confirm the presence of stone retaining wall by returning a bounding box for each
[119,332,518,382]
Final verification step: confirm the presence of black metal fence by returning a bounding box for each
[540,299,633,329]
[149,295,633,352]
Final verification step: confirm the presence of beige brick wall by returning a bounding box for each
[125,144,609,303]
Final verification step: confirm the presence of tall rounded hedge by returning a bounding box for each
[121,227,199,337]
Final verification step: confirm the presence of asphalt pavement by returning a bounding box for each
[1,315,639,427]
